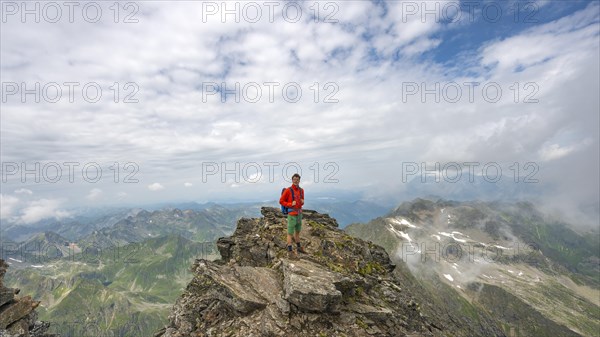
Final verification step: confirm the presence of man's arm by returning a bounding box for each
[279,189,293,208]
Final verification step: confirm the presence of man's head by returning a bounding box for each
[292,173,300,186]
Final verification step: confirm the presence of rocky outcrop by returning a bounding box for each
[0,259,59,337]
[155,207,505,337]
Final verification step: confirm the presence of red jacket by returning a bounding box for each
[279,184,304,216]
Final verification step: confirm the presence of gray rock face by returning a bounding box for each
[0,259,60,337]
[282,259,343,313]
[155,207,506,337]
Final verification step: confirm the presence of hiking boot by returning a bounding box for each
[297,245,307,254]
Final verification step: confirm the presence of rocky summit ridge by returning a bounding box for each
[155,207,505,337]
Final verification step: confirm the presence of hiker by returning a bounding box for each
[279,173,306,258]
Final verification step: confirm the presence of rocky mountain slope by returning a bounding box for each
[0,259,58,337]
[155,207,507,337]
[346,198,600,337]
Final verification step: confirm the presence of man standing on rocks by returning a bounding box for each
[280,173,306,258]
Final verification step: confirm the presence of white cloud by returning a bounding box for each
[18,199,71,224]
[148,183,165,191]
[1,194,20,220]
[539,138,593,162]
[14,188,33,195]
[539,143,574,161]
[184,182,193,187]
[86,188,103,201]
[480,3,599,73]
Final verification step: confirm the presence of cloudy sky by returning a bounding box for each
[1,0,598,225]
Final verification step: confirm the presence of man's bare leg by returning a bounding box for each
[287,234,297,258]
[295,232,306,253]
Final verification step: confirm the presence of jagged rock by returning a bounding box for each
[0,288,17,307]
[0,259,60,337]
[347,302,393,321]
[156,207,506,337]
[282,259,343,313]
[0,296,37,329]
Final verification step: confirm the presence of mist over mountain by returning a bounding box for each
[403,172,546,201]
[397,172,600,231]
[346,198,600,336]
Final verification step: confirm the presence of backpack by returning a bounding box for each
[280,187,303,215]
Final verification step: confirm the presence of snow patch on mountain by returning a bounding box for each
[388,217,418,228]
[438,231,468,243]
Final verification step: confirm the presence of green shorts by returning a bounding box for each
[287,214,302,235]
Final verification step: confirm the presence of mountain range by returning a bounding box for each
[2,198,598,336]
